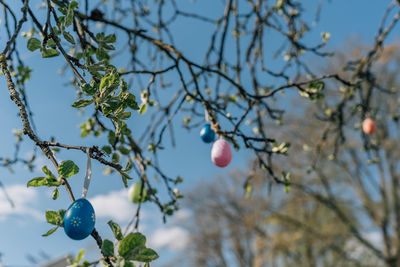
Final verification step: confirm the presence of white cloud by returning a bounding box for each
[171,209,191,223]
[89,190,191,251]
[89,189,136,222]
[0,184,41,220]
[149,226,189,251]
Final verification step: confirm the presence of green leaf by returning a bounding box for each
[102,145,112,155]
[58,7,67,15]
[27,176,61,187]
[118,112,131,120]
[119,146,130,155]
[112,153,120,163]
[27,38,41,52]
[101,239,114,257]
[120,78,128,91]
[58,160,79,178]
[104,33,117,43]
[46,178,62,187]
[63,31,75,44]
[58,209,66,219]
[52,188,59,200]
[96,48,109,61]
[245,183,252,199]
[304,81,325,102]
[165,209,174,216]
[102,100,123,116]
[139,103,147,114]
[81,83,97,96]
[124,161,133,172]
[108,131,116,145]
[74,249,85,264]
[47,38,57,48]
[126,94,139,110]
[175,176,184,184]
[57,7,67,15]
[96,32,105,40]
[103,43,115,50]
[45,210,63,226]
[64,2,76,28]
[87,63,107,73]
[16,65,32,85]
[42,166,55,178]
[308,81,325,92]
[285,184,291,193]
[58,16,65,32]
[129,182,147,204]
[132,248,159,262]
[121,123,131,135]
[120,172,132,188]
[282,171,291,193]
[107,221,124,241]
[99,77,111,96]
[27,176,46,187]
[271,142,291,154]
[99,72,119,98]
[69,1,78,10]
[42,226,59,237]
[124,262,135,267]
[107,220,124,241]
[118,233,147,259]
[71,99,94,108]
[42,48,60,58]
[51,187,60,200]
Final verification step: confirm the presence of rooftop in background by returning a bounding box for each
[37,255,72,267]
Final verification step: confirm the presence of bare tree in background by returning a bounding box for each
[182,169,380,267]
[181,43,400,267]
[285,42,400,267]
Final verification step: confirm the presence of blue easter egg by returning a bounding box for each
[200,123,215,143]
[63,198,95,240]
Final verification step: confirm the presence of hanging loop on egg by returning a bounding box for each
[81,148,92,199]
[204,109,209,122]
[202,101,222,138]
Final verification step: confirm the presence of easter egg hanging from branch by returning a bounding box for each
[200,123,216,143]
[128,181,147,203]
[63,198,95,240]
[362,117,376,134]
[211,139,232,168]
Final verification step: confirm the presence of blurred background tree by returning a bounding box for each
[178,43,400,267]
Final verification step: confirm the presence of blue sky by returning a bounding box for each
[0,0,398,266]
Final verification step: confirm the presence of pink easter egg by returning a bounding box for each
[362,118,376,134]
[211,139,232,168]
